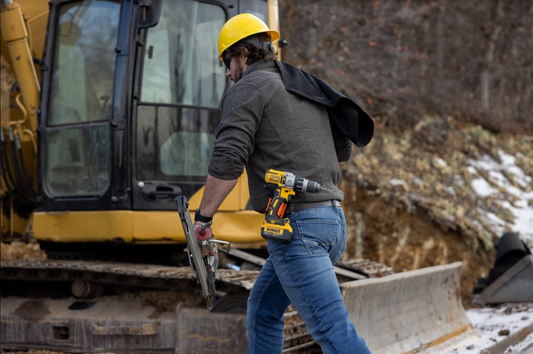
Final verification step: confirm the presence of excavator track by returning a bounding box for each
[1,259,476,354]
[0,254,394,353]
[336,258,395,278]
[0,255,394,353]
[0,259,259,294]
[0,258,319,353]
[283,307,318,353]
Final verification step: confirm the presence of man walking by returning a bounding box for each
[193,13,372,354]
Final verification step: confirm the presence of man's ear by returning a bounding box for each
[241,47,249,56]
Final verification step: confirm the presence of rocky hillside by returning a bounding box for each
[339,119,532,306]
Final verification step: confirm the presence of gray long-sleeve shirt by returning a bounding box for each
[208,61,351,213]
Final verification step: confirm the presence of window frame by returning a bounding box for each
[38,0,132,211]
[130,0,230,210]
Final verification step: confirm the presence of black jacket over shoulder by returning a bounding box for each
[275,61,374,147]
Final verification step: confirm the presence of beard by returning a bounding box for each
[232,61,246,83]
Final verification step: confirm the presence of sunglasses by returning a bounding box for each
[223,54,231,70]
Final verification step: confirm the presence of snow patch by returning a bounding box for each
[436,158,447,167]
[449,303,533,354]
[390,178,406,186]
[471,178,498,197]
[467,166,478,175]
[467,150,533,248]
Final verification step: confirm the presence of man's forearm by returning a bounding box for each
[198,174,238,217]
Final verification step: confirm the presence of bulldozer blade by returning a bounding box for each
[341,262,478,354]
[479,254,533,304]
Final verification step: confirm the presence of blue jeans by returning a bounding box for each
[247,204,371,354]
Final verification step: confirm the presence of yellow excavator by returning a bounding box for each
[1,1,477,353]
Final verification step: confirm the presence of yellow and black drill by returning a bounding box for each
[261,169,327,243]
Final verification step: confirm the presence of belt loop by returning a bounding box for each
[289,202,296,213]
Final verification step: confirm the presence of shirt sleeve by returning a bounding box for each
[330,118,353,162]
[208,81,267,180]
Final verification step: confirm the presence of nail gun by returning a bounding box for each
[174,196,230,311]
[261,169,328,243]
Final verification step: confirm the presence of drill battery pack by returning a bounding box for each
[261,197,293,243]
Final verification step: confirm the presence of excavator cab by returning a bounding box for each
[32,0,274,243]
[40,0,225,210]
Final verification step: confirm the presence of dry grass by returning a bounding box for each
[344,116,532,252]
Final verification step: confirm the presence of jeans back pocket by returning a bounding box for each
[296,219,338,256]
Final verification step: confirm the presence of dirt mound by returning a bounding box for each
[1,241,46,260]
[341,184,493,307]
[338,120,532,308]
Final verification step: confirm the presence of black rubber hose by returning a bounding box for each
[14,132,37,196]
[7,127,36,202]
[0,142,16,195]
[1,128,17,193]
[0,128,34,204]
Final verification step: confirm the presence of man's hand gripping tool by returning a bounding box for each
[174,196,230,311]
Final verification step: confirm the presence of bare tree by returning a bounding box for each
[480,0,504,112]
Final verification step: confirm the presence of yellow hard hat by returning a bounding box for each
[218,13,280,60]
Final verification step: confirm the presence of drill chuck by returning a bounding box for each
[281,172,322,193]
[294,176,321,193]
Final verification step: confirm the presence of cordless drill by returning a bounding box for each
[261,169,326,243]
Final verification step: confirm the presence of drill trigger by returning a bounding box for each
[277,202,287,218]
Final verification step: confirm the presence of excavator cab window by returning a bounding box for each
[136,106,218,181]
[132,0,226,209]
[44,0,120,197]
[140,1,226,107]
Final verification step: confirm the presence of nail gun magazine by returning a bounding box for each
[174,196,230,310]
